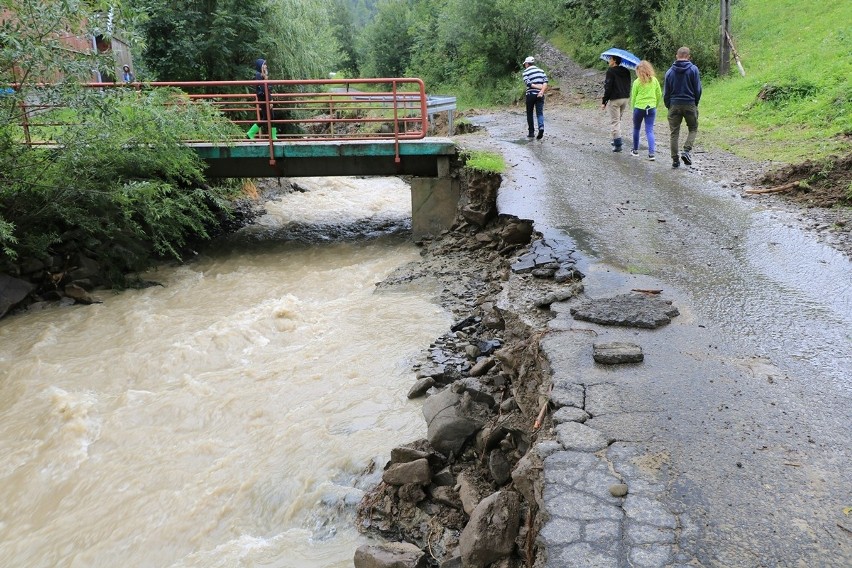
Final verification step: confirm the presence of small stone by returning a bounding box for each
[610,484,629,497]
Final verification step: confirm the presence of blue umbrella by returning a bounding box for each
[600,48,640,70]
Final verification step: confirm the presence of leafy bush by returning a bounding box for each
[650,0,720,75]
[0,87,239,282]
[756,81,820,104]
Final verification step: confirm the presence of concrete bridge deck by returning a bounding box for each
[190,139,457,178]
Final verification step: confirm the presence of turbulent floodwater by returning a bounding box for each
[0,177,450,568]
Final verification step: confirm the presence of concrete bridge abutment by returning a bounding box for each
[410,156,461,239]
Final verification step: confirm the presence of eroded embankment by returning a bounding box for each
[353,163,585,567]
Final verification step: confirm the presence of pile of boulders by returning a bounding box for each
[355,163,585,567]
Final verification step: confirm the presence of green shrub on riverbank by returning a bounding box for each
[0,88,241,284]
[464,150,506,174]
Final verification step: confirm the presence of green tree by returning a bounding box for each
[444,0,561,78]
[137,0,271,81]
[356,0,560,92]
[356,0,415,78]
[650,0,719,74]
[1,0,239,280]
[329,0,359,75]
[266,0,342,80]
[0,0,122,85]
[137,0,341,82]
[555,0,718,73]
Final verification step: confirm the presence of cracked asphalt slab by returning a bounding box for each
[457,106,852,567]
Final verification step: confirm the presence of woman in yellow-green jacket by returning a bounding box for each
[630,60,663,160]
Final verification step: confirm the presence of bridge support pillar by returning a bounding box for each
[410,157,459,239]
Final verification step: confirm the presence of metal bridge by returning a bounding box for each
[12,77,457,178]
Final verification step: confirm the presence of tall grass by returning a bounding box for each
[700,0,851,162]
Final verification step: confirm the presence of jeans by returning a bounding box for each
[526,93,544,132]
[667,103,698,159]
[632,107,657,154]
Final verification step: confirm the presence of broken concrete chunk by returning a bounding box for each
[593,341,644,364]
[570,293,679,328]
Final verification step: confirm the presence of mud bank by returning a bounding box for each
[354,164,585,567]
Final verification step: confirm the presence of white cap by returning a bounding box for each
[524,56,535,64]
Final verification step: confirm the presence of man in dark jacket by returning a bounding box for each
[601,55,632,152]
[664,46,702,168]
[247,58,276,139]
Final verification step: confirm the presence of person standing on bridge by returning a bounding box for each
[522,56,548,140]
[664,46,701,168]
[247,58,276,140]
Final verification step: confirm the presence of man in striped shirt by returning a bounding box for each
[522,56,548,140]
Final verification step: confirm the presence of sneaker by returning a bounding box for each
[672,159,680,168]
[648,154,655,161]
[631,149,639,156]
[680,151,692,166]
[536,129,544,140]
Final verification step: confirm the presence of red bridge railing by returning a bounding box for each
[10,78,429,164]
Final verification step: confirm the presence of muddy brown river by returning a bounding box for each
[0,177,450,567]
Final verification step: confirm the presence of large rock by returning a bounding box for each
[390,447,431,464]
[459,491,521,567]
[382,459,431,486]
[354,541,427,568]
[570,293,679,328]
[510,442,561,508]
[456,470,482,515]
[0,273,35,318]
[498,217,534,245]
[422,388,488,456]
[67,254,102,283]
[64,283,98,305]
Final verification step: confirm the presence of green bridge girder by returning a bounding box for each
[189,139,457,178]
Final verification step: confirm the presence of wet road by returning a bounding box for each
[467,109,852,566]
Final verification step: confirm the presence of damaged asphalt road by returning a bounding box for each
[460,107,852,567]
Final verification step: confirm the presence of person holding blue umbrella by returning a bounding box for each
[600,52,634,152]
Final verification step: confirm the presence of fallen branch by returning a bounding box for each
[726,30,746,77]
[631,288,662,294]
[533,384,553,430]
[745,181,803,194]
[525,505,536,565]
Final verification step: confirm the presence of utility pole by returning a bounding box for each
[719,0,731,75]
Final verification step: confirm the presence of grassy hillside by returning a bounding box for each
[699,0,851,162]
[546,0,850,164]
